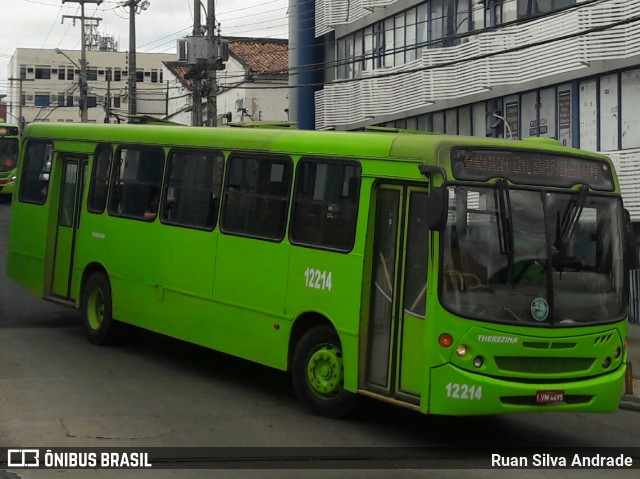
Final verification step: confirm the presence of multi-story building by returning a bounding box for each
[302,0,640,222]
[6,48,177,124]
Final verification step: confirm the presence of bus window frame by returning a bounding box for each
[289,156,362,254]
[87,143,114,215]
[159,147,225,232]
[17,139,53,206]
[219,152,293,243]
[107,143,166,222]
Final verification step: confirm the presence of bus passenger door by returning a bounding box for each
[51,156,87,299]
[365,184,430,405]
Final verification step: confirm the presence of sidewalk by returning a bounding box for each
[620,322,640,411]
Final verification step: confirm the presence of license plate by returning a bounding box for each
[536,390,565,404]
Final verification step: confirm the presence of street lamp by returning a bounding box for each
[55,48,88,123]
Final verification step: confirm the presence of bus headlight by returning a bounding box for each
[8,175,16,184]
[614,347,621,359]
[473,356,484,368]
[455,344,468,357]
[602,357,611,369]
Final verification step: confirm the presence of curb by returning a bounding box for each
[620,395,640,411]
[619,376,640,411]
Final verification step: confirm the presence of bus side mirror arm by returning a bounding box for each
[418,164,449,232]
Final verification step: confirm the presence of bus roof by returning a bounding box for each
[21,122,613,169]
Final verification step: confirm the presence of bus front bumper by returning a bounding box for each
[428,363,626,415]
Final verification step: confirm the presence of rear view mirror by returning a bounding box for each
[427,186,449,231]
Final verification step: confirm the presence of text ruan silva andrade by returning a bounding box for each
[491,453,634,468]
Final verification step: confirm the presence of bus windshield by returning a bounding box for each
[441,185,626,326]
[0,138,19,172]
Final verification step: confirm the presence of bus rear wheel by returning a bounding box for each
[81,271,118,345]
[291,324,356,418]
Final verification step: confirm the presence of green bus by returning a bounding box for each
[0,123,20,196]
[8,122,629,417]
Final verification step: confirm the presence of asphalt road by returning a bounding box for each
[0,199,639,479]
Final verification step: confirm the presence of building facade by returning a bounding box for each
[309,0,640,220]
[6,48,177,125]
[164,37,289,126]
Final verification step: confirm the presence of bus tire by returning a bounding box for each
[81,272,118,345]
[291,324,356,418]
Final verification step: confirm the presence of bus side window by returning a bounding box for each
[18,141,53,205]
[220,154,292,240]
[88,143,113,213]
[108,146,164,220]
[160,149,224,230]
[290,159,361,252]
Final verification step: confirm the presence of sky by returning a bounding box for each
[0,0,289,97]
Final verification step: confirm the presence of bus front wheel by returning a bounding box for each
[291,324,356,418]
[81,272,118,345]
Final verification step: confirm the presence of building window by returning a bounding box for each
[67,68,74,81]
[517,0,574,18]
[20,65,27,79]
[58,92,65,107]
[136,69,144,82]
[599,73,619,151]
[431,0,471,48]
[87,68,98,81]
[114,68,121,81]
[58,68,65,80]
[35,66,51,80]
[373,21,385,69]
[34,93,51,107]
[114,96,121,108]
[66,95,74,107]
[87,96,98,108]
[151,69,158,83]
[557,84,573,148]
[622,69,640,149]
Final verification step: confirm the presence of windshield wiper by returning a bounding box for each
[496,180,515,280]
[554,185,589,270]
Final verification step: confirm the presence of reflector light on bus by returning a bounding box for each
[455,344,467,357]
[438,333,453,347]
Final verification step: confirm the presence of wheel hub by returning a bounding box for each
[307,345,344,398]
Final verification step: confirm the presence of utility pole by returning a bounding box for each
[206,0,216,127]
[104,67,112,122]
[183,0,226,126]
[123,0,149,118]
[191,0,203,127]
[62,0,102,123]
[8,77,34,129]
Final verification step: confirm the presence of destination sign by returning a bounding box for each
[451,149,614,191]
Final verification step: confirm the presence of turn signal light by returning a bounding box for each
[438,333,453,347]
